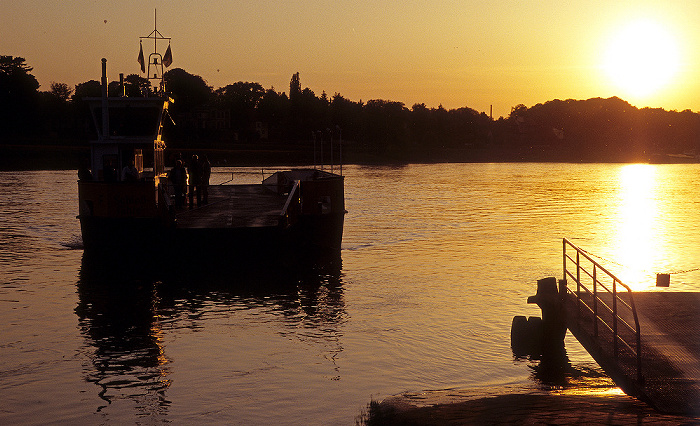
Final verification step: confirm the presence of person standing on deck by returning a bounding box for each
[103,158,118,182]
[78,158,92,181]
[200,155,211,205]
[168,160,186,208]
[122,160,139,181]
[188,154,202,208]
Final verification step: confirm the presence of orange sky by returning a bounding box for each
[2,1,699,118]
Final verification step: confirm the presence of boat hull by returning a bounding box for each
[169,211,344,265]
[79,170,345,266]
[79,215,168,254]
[79,207,344,264]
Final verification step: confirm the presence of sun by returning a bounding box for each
[602,19,680,100]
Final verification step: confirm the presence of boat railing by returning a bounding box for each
[216,169,266,185]
[216,165,344,187]
[312,128,343,176]
[217,168,307,185]
[562,238,643,385]
[160,180,176,203]
[279,180,301,228]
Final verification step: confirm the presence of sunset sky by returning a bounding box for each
[2,0,699,118]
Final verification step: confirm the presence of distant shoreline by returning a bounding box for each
[0,143,697,171]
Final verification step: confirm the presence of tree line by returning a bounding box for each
[2,54,699,164]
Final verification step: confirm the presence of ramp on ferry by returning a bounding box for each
[174,184,286,229]
[565,291,700,414]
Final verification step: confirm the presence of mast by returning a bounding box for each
[154,9,158,54]
[139,9,172,94]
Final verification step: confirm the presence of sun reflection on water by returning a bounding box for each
[557,387,626,397]
[614,164,661,290]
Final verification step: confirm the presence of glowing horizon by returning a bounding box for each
[2,1,699,118]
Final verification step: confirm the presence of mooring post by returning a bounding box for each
[527,277,567,356]
[559,278,566,296]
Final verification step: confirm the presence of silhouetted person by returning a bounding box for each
[168,160,186,208]
[200,155,211,205]
[121,160,139,181]
[78,158,92,181]
[187,155,201,208]
[103,159,118,182]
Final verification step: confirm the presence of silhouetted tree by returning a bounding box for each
[331,94,362,142]
[49,82,73,101]
[0,56,40,140]
[70,80,103,140]
[257,87,289,140]
[299,87,329,137]
[289,72,303,140]
[72,80,102,100]
[161,68,213,143]
[289,72,301,103]
[163,68,212,114]
[36,82,75,139]
[124,74,151,97]
[4,55,700,165]
[363,99,409,157]
[214,82,265,141]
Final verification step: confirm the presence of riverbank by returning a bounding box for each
[2,142,697,171]
[361,388,699,425]
[0,144,89,170]
[0,142,371,170]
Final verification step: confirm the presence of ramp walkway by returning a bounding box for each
[174,184,286,229]
[563,238,700,414]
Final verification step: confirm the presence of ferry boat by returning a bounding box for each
[77,27,345,264]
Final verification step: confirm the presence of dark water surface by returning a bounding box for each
[1,163,699,424]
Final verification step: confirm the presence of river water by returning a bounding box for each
[1,163,699,424]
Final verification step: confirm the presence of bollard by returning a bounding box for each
[511,315,529,356]
[656,273,670,287]
[511,315,544,358]
[527,277,567,357]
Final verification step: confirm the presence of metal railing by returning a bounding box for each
[279,180,301,228]
[563,238,643,385]
[312,128,343,175]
